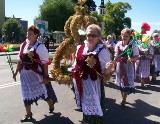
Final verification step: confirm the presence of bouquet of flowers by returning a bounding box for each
[0,44,15,81]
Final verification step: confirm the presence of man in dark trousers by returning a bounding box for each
[44,36,50,52]
[2,35,6,44]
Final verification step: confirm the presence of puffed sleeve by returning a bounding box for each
[132,43,139,56]
[71,45,81,70]
[17,43,23,62]
[36,44,49,64]
[114,42,119,57]
[99,47,111,73]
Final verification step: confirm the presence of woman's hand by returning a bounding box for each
[13,72,18,82]
[127,55,139,63]
[41,78,49,85]
[105,61,115,74]
[127,56,132,63]
[148,55,153,60]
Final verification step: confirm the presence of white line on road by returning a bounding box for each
[0,81,20,89]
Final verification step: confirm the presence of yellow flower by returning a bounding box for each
[142,35,150,46]
[78,0,87,5]
[85,56,96,68]
[28,51,34,58]
[54,68,62,73]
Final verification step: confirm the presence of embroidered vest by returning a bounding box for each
[20,41,42,70]
[73,44,103,81]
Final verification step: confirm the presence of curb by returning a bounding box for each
[0,52,19,56]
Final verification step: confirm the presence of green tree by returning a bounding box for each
[90,11,103,24]
[103,2,132,38]
[2,18,25,43]
[38,0,74,32]
[85,0,96,11]
[71,0,96,11]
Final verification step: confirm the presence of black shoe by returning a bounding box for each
[151,79,156,83]
[120,100,126,108]
[79,120,89,124]
[141,83,145,89]
[20,112,33,122]
[49,103,54,113]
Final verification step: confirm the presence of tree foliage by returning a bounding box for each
[38,0,75,32]
[85,0,96,11]
[2,18,25,43]
[72,0,96,11]
[103,2,132,37]
[90,11,103,24]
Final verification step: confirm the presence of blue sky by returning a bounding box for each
[5,0,160,36]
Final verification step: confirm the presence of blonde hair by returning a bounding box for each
[121,28,131,36]
[86,24,102,37]
[107,35,113,39]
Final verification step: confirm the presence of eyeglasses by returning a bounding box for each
[122,35,130,38]
[154,36,158,38]
[107,37,112,40]
[86,34,98,38]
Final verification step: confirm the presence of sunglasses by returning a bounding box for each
[122,35,130,38]
[86,34,98,38]
[154,36,158,38]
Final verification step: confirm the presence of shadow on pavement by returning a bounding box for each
[104,81,152,95]
[104,81,119,90]
[104,98,160,124]
[136,84,160,93]
[30,112,74,124]
[135,87,152,94]
[149,79,160,85]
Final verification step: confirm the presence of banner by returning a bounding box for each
[34,20,48,36]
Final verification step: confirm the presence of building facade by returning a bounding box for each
[98,0,105,16]
[0,0,5,34]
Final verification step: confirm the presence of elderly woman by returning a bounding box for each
[13,26,57,122]
[104,35,116,60]
[114,28,139,107]
[72,24,114,124]
[150,33,160,83]
[136,39,153,88]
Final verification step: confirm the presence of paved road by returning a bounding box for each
[0,52,160,124]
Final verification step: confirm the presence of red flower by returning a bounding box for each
[116,56,122,62]
[157,38,160,41]
[141,22,151,34]
[0,46,5,51]
[0,44,13,52]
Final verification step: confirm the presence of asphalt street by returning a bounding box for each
[0,51,160,124]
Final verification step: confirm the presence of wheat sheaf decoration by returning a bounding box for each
[50,1,98,86]
[78,0,87,5]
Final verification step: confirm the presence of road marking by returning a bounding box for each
[0,81,20,89]
[145,115,160,123]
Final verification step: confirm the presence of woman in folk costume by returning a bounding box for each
[135,35,153,88]
[104,35,116,61]
[114,28,139,107]
[150,33,160,83]
[72,24,114,124]
[13,26,57,122]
